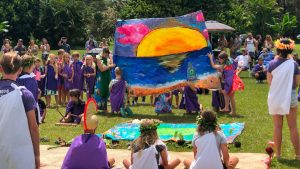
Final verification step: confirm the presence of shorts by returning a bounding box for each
[291,89,298,108]
[248,52,255,59]
[45,89,58,96]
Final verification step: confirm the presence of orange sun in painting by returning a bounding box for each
[136,27,207,57]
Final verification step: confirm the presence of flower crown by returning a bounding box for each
[274,38,295,50]
[139,119,161,133]
[22,57,35,68]
[196,115,218,132]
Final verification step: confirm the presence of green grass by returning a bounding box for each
[39,46,300,169]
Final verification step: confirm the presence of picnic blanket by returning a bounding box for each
[113,11,220,96]
[104,123,245,143]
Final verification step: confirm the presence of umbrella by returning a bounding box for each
[205,20,235,32]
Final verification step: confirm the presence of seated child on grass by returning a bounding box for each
[61,89,85,124]
[155,92,172,114]
[123,119,181,169]
[62,115,115,169]
[109,67,133,117]
[252,57,266,83]
[183,110,239,169]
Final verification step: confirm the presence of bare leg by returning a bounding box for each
[183,159,193,169]
[46,95,51,107]
[150,95,154,105]
[286,107,300,157]
[229,93,236,115]
[54,95,59,107]
[61,89,66,105]
[66,91,69,103]
[227,156,239,169]
[221,91,230,111]
[123,159,131,169]
[164,158,181,169]
[273,115,284,157]
[108,157,115,168]
[175,95,179,108]
[58,88,62,105]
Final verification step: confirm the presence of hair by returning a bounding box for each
[218,51,230,65]
[0,52,22,74]
[69,89,81,98]
[58,49,65,55]
[35,58,41,62]
[103,48,110,55]
[115,67,122,76]
[21,54,35,68]
[265,34,272,41]
[42,38,48,44]
[276,38,293,58]
[197,110,218,134]
[134,119,159,152]
[46,53,57,67]
[294,53,298,57]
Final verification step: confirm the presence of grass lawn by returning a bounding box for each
[38,45,300,168]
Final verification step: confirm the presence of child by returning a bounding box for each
[109,67,133,117]
[60,53,73,105]
[252,56,266,83]
[34,58,46,96]
[183,110,239,169]
[155,92,172,114]
[17,54,40,123]
[62,115,115,169]
[61,89,85,124]
[37,89,47,123]
[179,82,201,114]
[45,53,59,108]
[71,52,83,91]
[123,119,181,169]
[208,52,244,116]
[57,49,65,105]
[82,55,96,99]
[0,52,40,168]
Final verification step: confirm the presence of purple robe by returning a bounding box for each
[62,63,72,90]
[45,64,58,91]
[179,86,200,112]
[110,79,126,113]
[82,65,95,98]
[17,73,39,102]
[223,62,237,94]
[62,134,109,169]
[72,60,83,90]
[66,100,85,123]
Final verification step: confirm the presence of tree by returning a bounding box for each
[267,12,298,37]
[0,21,9,33]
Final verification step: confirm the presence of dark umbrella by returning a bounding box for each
[205,20,235,33]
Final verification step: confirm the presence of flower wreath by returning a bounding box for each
[22,56,35,68]
[274,38,295,50]
[196,115,218,132]
[139,119,161,133]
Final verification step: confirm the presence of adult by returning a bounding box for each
[94,48,115,112]
[14,39,27,56]
[28,40,39,57]
[267,38,300,159]
[230,34,241,58]
[101,38,109,48]
[244,33,258,68]
[0,52,40,169]
[58,37,71,54]
[85,35,98,52]
[40,38,50,65]
[264,34,274,51]
[218,35,227,51]
[256,34,263,53]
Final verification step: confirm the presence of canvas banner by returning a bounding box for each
[113,11,220,96]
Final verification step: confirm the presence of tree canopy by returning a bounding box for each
[0,0,299,48]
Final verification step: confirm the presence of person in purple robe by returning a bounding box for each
[82,55,96,99]
[61,89,85,124]
[179,82,201,114]
[109,67,133,117]
[62,115,115,169]
[34,58,46,97]
[45,53,59,107]
[60,53,73,106]
[71,52,83,91]
[208,52,240,116]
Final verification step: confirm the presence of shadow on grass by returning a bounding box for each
[276,158,300,168]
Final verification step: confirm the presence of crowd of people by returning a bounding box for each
[0,33,300,169]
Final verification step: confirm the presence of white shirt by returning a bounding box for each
[236,54,250,68]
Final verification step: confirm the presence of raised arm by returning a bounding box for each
[207,53,222,70]
[97,59,114,72]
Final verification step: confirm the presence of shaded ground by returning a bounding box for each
[41,145,268,169]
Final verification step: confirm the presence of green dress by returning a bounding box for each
[99,57,111,111]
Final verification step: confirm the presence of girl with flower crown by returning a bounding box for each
[267,38,300,159]
[123,119,181,169]
[183,110,239,169]
[208,52,244,116]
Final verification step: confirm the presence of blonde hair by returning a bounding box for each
[133,119,159,154]
[62,52,71,65]
[46,53,58,73]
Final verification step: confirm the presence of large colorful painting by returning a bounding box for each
[114,11,220,96]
